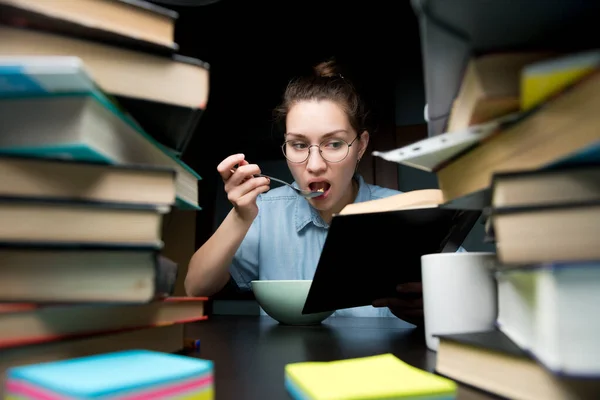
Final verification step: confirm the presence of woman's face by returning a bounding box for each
[284,99,369,213]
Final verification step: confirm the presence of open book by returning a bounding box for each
[337,189,444,215]
[303,190,481,315]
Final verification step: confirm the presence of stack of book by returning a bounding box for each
[374,50,600,208]
[0,0,209,209]
[0,0,209,394]
[374,50,600,399]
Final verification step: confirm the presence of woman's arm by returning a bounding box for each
[184,153,269,297]
[184,208,253,297]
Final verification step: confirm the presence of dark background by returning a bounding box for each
[163,0,427,247]
[173,0,419,160]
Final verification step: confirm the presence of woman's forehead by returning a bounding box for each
[286,100,351,140]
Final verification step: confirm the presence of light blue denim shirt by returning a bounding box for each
[229,174,463,322]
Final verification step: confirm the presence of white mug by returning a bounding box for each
[421,252,498,351]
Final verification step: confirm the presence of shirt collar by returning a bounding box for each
[294,174,372,232]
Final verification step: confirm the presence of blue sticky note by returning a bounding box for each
[7,350,213,398]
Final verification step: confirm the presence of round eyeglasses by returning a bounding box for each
[282,136,359,163]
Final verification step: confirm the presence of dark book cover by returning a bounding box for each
[0,152,176,175]
[114,96,205,154]
[302,207,481,314]
[0,194,170,211]
[118,0,179,18]
[441,187,491,211]
[436,329,527,359]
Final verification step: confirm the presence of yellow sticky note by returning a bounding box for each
[285,353,456,400]
[520,50,600,111]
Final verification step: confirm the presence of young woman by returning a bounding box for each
[185,59,425,324]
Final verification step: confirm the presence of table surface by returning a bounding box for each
[184,315,495,400]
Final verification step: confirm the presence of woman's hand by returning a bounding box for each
[372,282,424,326]
[216,154,270,223]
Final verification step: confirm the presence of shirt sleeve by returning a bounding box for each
[229,203,261,291]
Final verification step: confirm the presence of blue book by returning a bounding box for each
[6,350,214,399]
[0,55,98,97]
[0,56,201,210]
[548,141,600,168]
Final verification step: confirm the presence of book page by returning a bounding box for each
[337,189,444,216]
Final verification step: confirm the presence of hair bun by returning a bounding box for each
[313,59,340,78]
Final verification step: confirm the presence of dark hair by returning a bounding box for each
[273,58,369,136]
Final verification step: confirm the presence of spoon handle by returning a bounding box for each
[255,174,291,188]
[231,167,317,197]
[230,167,290,187]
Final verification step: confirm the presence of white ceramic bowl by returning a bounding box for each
[251,280,334,325]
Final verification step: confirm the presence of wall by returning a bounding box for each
[395,64,427,127]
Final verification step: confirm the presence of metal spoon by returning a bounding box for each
[256,173,323,198]
[231,167,323,198]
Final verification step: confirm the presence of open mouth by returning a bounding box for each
[309,182,331,198]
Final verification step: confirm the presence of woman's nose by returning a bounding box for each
[306,146,326,172]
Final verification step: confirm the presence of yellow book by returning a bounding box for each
[520,50,600,111]
[285,353,456,400]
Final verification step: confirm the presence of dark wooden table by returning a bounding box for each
[184,315,494,399]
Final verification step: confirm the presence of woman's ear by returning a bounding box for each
[358,130,370,159]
